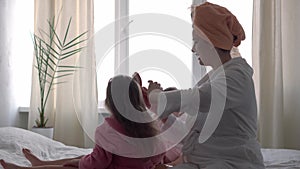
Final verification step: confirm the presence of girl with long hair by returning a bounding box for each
[1,75,164,169]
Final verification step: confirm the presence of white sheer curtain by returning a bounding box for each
[0,0,19,127]
[29,0,96,147]
[253,0,300,149]
[0,0,33,128]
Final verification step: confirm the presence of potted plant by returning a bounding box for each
[31,16,88,138]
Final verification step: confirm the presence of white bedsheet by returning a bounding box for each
[0,127,91,168]
[261,148,300,168]
[0,127,300,169]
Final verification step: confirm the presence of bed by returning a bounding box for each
[0,127,300,169]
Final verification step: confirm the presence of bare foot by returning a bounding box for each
[0,159,22,169]
[22,148,44,166]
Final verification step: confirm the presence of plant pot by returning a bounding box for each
[31,127,54,139]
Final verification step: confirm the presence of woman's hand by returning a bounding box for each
[147,80,163,114]
[172,112,184,117]
[154,164,170,169]
[147,80,163,95]
[166,155,183,166]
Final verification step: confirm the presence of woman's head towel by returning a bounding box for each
[192,2,245,50]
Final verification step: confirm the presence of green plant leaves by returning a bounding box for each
[33,16,88,127]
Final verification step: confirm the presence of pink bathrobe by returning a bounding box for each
[79,117,167,169]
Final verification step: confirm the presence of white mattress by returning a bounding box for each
[0,127,299,169]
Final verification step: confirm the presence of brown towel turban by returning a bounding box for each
[192,2,245,50]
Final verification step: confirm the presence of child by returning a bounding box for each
[0,75,165,169]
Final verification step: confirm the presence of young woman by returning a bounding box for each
[0,75,165,169]
[148,2,265,169]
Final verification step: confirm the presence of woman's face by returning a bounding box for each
[192,30,217,67]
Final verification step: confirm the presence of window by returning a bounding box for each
[13,0,34,107]
[95,1,194,107]
[129,0,193,89]
[95,0,253,108]
[94,0,115,106]
[14,1,252,109]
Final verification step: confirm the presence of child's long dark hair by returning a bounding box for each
[105,76,158,138]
